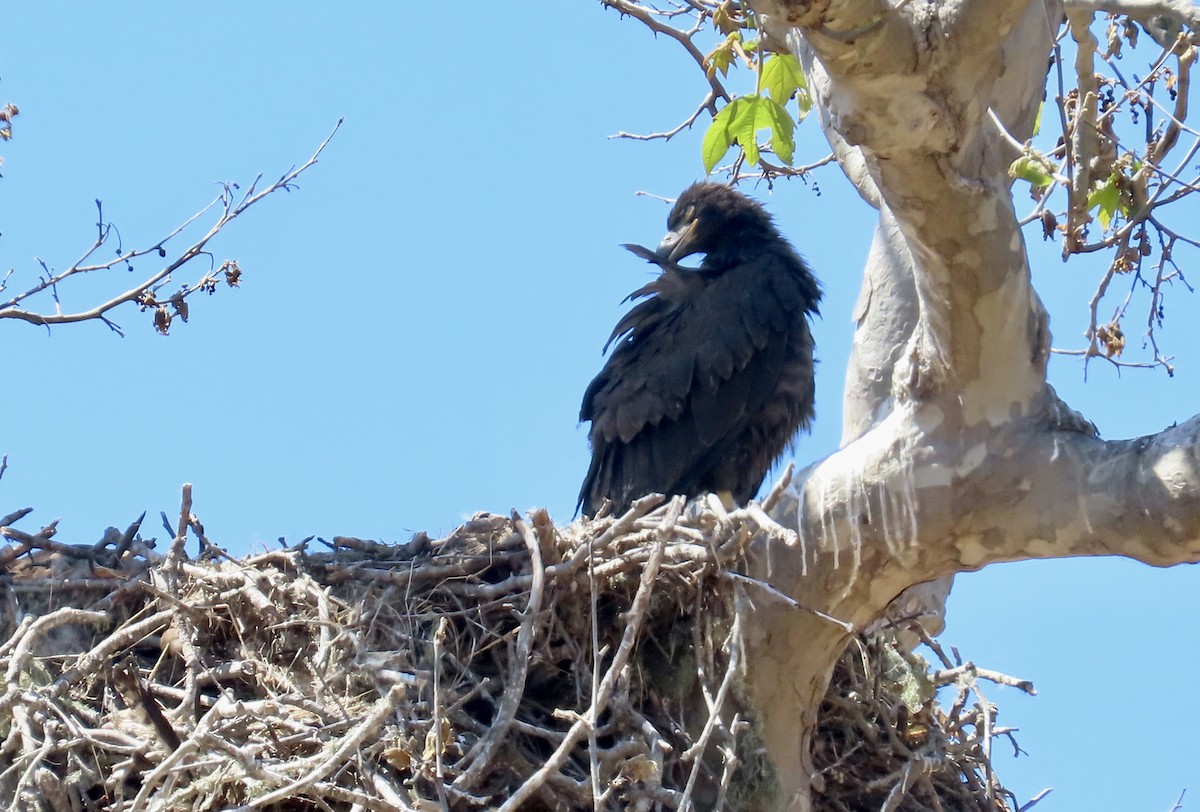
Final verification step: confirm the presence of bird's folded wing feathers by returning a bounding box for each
[587,254,808,450]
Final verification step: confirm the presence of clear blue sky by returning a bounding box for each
[3,3,1197,808]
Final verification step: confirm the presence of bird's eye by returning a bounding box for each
[683,205,697,222]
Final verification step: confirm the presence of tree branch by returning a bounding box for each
[1062,0,1200,39]
[600,0,731,142]
[0,120,341,333]
[781,405,1200,618]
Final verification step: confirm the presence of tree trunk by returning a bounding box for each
[741,0,1200,807]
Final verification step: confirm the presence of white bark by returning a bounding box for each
[738,0,1200,807]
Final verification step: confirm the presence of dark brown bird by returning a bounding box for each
[578,182,821,516]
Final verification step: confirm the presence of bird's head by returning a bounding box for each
[655,182,776,266]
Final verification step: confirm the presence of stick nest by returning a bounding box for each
[0,491,1027,811]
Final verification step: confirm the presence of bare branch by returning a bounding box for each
[601,0,728,99]
[0,119,341,333]
[1062,0,1200,39]
[610,89,722,141]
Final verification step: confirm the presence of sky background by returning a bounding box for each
[3,3,1197,808]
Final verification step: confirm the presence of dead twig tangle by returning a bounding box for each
[0,484,1025,810]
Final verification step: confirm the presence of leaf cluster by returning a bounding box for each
[702,51,811,173]
[1003,15,1200,375]
[603,0,825,184]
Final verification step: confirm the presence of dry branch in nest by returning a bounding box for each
[0,487,1030,811]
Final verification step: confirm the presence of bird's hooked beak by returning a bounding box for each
[656,217,700,263]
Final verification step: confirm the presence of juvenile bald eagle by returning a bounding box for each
[578,182,821,516]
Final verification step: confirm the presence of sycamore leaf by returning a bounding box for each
[702,98,742,173]
[712,1,738,34]
[728,96,764,166]
[1087,173,1131,230]
[704,32,740,78]
[764,97,795,164]
[732,95,794,166]
[795,86,813,118]
[702,95,798,172]
[1009,155,1055,189]
[761,54,806,106]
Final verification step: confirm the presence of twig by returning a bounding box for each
[760,463,794,512]
[589,503,603,809]
[497,498,680,811]
[0,120,341,330]
[600,0,730,140]
[0,506,30,528]
[740,501,800,547]
[453,511,546,790]
[166,482,193,567]
[49,610,174,699]
[247,685,405,809]
[611,89,722,141]
[931,662,1037,695]
[679,596,744,810]
[3,608,109,689]
[458,494,665,601]
[720,570,855,632]
[1018,787,1054,810]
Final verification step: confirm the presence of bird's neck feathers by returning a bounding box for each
[700,229,822,315]
[699,224,785,268]
[641,264,711,301]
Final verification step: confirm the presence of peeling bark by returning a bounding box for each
[736,0,1200,808]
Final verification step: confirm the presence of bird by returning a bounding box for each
[578,182,821,517]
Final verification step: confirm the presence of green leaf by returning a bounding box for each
[760,54,807,106]
[702,99,741,173]
[1009,155,1054,189]
[795,87,813,119]
[764,97,795,164]
[1088,175,1121,229]
[728,95,765,165]
[1032,101,1043,137]
[736,96,795,166]
[703,32,740,78]
[702,95,798,172]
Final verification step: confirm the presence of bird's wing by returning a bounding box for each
[579,249,813,513]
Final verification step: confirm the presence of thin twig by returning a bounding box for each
[453,511,546,790]
[248,685,405,809]
[679,595,744,810]
[0,120,341,330]
[497,498,680,812]
[720,570,855,632]
[166,483,193,567]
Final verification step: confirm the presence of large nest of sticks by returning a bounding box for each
[0,486,1028,811]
